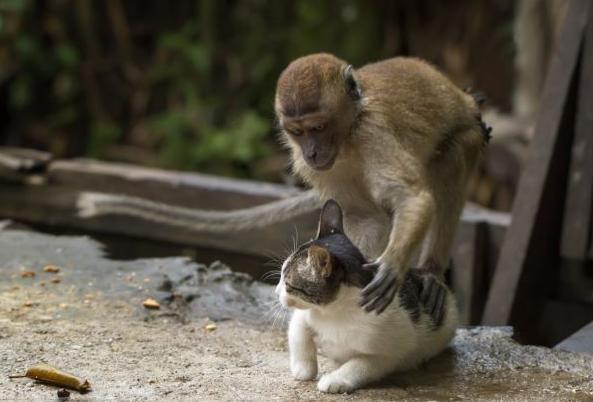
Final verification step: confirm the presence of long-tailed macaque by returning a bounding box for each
[275,54,487,313]
[78,53,488,314]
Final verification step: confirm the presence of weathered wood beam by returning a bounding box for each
[48,159,300,209]
[561,1,593,261]
[0,153,510,259]
[482,0,590,327]
[451,222,489,325]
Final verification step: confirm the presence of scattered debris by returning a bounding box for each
[43,265,60,273]
[23,301,34,307]
[51,277,61,284]
[20,271,35,278]
[8,363,91,393]
[39,281,45,287]
[205,323,217,332]
[57,388,70,398]
[142,298,160,309]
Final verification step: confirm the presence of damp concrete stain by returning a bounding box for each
[1,229,592,401]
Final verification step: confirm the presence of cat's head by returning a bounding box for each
[276,199,372,309]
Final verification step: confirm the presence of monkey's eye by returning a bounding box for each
[312,124,326,132]
[288,128,303,136]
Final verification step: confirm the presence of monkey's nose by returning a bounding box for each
[307,150,318,161]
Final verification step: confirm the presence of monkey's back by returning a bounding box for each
[357,57,480,150]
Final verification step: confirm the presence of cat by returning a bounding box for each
[275,199,459,393]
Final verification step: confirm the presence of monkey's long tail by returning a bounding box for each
[77,190,321,233]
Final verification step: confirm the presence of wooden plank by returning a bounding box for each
[482,0,590,326]
[0,147,52,172]
[561,3,593,260]
[554,320,593,354]
[48,159,301,210]
[451,221,488,325]
[0,147,52,183]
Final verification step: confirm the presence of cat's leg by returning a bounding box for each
[288,311,318,381]
[317,355,396,393]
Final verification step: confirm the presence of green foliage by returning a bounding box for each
[0,0,390,179]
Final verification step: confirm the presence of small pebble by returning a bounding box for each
[57,388,70,398]
[143,298,160,309]
[43,265,60,273]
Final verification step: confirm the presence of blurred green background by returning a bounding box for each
[0,0,515,182]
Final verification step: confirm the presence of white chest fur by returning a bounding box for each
[287,285,458,393]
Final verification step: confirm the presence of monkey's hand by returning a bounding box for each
[359,261,402,314]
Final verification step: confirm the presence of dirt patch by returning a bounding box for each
[1,230,593,401]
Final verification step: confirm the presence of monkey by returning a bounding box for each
[78,53,488,316]
[274,53,487,314]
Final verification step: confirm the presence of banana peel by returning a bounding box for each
[9,363,91,393]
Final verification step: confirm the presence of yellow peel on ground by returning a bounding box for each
[22,363,91,392]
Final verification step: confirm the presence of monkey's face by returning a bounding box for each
[275,53,361,171]
[281,114,341,171]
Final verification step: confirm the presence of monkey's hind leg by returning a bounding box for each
[418,127,483,324]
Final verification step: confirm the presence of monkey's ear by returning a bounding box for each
[317,199,344,238]
[342,65,362,101]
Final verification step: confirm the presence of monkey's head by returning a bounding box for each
[275,53,362,171]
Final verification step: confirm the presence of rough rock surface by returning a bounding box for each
[1,230,592,401]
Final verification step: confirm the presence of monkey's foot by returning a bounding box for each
[359,262,401,314]
[420,274,447,326]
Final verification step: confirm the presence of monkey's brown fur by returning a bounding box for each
[276,53,486,312]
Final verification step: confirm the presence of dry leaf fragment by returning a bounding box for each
[51,278,62,284]
[205,323,217,332]
[43,265,60,273]
[23,301,34,307]
[20,271,35,278]
[8,363,91,393]
[142,298,160,309]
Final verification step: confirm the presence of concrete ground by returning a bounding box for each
[1,229,593,401]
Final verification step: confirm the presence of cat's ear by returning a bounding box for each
[308,245,332,278]
[316,199,344,238]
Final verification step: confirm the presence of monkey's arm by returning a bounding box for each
[360,189,435,314]
[77,190,321,232]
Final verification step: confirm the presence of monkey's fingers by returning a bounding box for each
[361,261,381,275]
[360,266,400,313]
[374,282,398,315]
[359,263,389,299]
[361,275,393,312]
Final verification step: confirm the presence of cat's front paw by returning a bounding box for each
[317,373,356,394]
[291,360,317,381]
